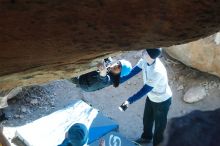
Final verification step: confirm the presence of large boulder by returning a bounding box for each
[0,0,220,91]
[165,33,220,78]
[165,108,220,146]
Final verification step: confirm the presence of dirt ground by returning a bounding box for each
[1,51,220,146]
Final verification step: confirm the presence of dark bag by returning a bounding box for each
[79,71,111,92]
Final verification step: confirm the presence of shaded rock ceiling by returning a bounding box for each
[0,0,220,91]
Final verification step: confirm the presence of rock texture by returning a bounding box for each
[1,0,220,91]
[165,33,220,78]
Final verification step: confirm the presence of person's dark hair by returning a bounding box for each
[109,72,120,87]
[108,72,120,88]
[113,73,120,87]
[109,61,122,88]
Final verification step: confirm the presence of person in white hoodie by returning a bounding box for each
[119,48,172,146]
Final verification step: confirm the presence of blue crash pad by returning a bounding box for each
[89,131,137,146]
[88,113,119,144]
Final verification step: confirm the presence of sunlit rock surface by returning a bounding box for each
[166,33,220,78]
[1,0,220,91]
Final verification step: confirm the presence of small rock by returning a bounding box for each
[44,107,48,111]
[33,96,41,99]
[134,54,140,59]
[208,81,217,88]
[183,86,206,103]
[208,83,214,90]
[21,106,27,113]
[169,81,173,85]
[178,76,184,82]
[44,102,49,105]
[213,82,218,88]
[210,80,215,84]
[180,110,186,114]
[6,115,12,118]
[177,85,184,91]
[202,81,208,86]
[11,99,16,104]
[15,114,20,118]
[30,99,38,105]
[27,109,32,114]
[204,85,209,90]
[127,81,131,85]
[206,92,210,96]
[50,102,55,107]
[19,115,24,119]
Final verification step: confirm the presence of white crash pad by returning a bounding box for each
[15,100,98,146]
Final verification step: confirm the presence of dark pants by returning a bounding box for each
[141,97,171,146]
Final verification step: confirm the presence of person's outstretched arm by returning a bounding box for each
[127,84,153,104]
[126,71,162,104]
[97,62,113,85]
[119,84,153,111]
[120,65,142,84]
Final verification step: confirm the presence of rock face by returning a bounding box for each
[0,0,220,91]
[165,33,220,78]
[165,109,220,146]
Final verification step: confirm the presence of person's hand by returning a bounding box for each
[99,139,105,146]
[97,62,105,70]
[97,62,107,77]
[119,101,129,111]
